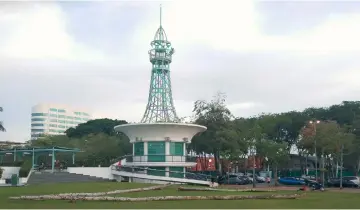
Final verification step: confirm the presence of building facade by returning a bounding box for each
[31,104,91,140]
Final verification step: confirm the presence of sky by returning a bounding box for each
[1,0,360,142]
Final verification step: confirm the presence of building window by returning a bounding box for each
[58,120,65,123]
[31,123,44,127]
[31,129,44,132]
[32,113,47,117]
[74,117,81,121]
[134,142,144,156]
[58,109,66,113]
[50,114,57,117]
[50,108,57,112]
[49,124,57,127]
[67,116,73,119]
[58,115,65,118]
[169,167,184,178]
[170,142,184,156]
[58,125,66,128]
[50,119,57,122]
[49,129,57,132]
[148,141,165,162]
[83,118,89,121]
[31,118,45,122]
[147,167,166,176]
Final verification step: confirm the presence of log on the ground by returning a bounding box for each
[11,185,170,199]
[178,187,276,192]
[9,193,304,201]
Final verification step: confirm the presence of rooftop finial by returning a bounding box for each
[160,4,162,27]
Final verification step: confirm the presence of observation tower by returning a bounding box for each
[114,6,206,179]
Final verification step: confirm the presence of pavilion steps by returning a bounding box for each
[27,171,112,185]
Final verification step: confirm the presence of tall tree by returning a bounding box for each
[65,118,128,138]
[191,92,235,172]
[0,107,5,132]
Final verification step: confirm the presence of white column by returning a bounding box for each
[166,167,170,177]
[165,141,170,155]
[144,142,148,162]
[132,143,135,156]
[144,142,148,155]
[183,143,187,156]
[183,167,186,178]
[165,141,170,162]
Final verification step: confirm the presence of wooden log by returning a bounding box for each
[9,193,304,202]
[10,184,170,199]
[177,187,276,192]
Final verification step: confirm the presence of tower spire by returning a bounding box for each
[160,4,162,27]
[141,6,179,123]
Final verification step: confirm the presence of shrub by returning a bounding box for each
[0,167,3,179]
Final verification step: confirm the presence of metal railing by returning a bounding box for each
[111,165,211,182]
[124,155,197,163]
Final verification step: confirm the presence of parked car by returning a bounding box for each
[278,177,306,185]
[327,176,359,188]
[218,176,248,185]
[248,174,266,183]
[239,175,253,184]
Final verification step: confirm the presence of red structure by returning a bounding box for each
[189,156,265,172]
[190,157,216,171]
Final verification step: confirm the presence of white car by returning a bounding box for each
[344,176,360,187]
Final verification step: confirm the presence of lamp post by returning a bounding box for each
[309,120,320,182]
[252,139,256,188]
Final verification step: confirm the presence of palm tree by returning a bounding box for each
[0,107,5,132]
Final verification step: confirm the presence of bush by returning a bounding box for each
[0,167,3,179]
[19,159,32,178]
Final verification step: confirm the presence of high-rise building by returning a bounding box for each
[31,103,91,140]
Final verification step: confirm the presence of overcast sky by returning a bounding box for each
[1,0,360,142]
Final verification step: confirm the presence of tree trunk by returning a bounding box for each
[299,151,304,174]
[321,150,325,186]
[274,165,278,186]
[214,150,221,173]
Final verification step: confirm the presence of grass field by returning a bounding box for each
[0,182,359,209]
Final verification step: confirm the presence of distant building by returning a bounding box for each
[31,103,91,140]
[0,141,27,149]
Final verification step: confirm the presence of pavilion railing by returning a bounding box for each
[124,155,197,163]
[111,165,211,182]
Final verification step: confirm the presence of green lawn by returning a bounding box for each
[0,182,359,209]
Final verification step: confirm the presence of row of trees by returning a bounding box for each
[2,95,360,179]
[191,93,360,178]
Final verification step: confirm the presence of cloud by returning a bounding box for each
[1,1,360,142]
[0,2,107,62]
[134,1,360,53]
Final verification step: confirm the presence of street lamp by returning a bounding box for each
[251,139,257,188]
[309,120,320,182]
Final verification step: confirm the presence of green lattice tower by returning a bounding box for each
[141,6,179,123]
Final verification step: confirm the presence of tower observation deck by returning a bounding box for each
[141,5,179,123]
